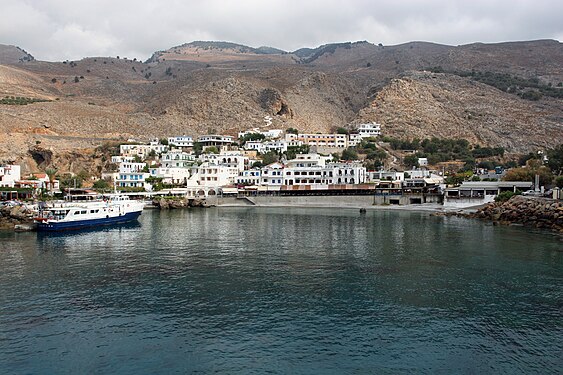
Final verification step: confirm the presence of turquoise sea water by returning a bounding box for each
[0,208,561,374]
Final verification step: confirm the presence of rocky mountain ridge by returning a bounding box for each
[0,39,561,175]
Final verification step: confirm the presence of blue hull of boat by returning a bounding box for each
[36,211,142,232]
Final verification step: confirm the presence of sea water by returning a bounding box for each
[0,208,561,374]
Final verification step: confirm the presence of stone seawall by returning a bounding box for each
[466,196,562,233]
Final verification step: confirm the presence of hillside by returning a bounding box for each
[0,39,561,174]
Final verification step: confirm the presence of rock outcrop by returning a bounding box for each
[0,204,35,230]
[449,196,563,233]
[152,197,210,209]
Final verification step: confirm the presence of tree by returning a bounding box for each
[284,145,310,160]
[239,133,265,146]
[74,76,79,83]
[503,159,553,187]
[286,127,298,135]
[341,148,358,161]
[403,154,419,168]
[204,146,219,154]
[93,179,110,191]
[336,127,349,135]
[261,151,279,165]
[159,138,169,145]
[546,144,563,175]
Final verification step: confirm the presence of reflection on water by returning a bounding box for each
[0,208,562,374]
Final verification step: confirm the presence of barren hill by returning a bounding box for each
[0,39,562,174]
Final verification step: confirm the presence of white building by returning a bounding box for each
[196,163,240,187]
[261,162,285,186]
[237,169,261,186]
[0,165,21,187]
[197,135,234,148]
[111,156,135,163]
[244,140,289,154]
[238,128,283,139]
[116,162,149,188]
[357,122,381,138]
[198,152,248,172]
[367,170,405,183]
[161,150,195,168]
[119,143,168,158]
[168,135,194,148]
[149,167,191,185]
[282,157,366,186]
[286,133,347,148]
[348,133,363,147]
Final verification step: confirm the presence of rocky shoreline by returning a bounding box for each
[0,204,35,230]
[152,197,212,209]
[438,196,563,233]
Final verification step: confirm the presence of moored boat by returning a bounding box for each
[34,195,144,231]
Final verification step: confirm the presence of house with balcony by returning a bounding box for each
[168,135,194,148]
[161,150,195,168]
[116,162,149,189]
[286,133,348,148]
[357,122,381,138]
[237,169,261,186]
[197,135,234,149]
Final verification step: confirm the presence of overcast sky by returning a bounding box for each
[1,0,561,61]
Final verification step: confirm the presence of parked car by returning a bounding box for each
[522,190,542,196]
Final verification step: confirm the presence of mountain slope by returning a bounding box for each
[0,40,561,174]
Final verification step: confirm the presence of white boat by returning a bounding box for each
[34,195,144,231]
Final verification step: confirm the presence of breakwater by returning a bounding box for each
[443,196,563,233]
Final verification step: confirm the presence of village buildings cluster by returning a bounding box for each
[3,120,551,204]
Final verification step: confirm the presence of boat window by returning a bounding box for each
[81,210,87,214]
[74,211,80,215]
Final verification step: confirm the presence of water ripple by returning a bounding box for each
[0,208,562,374]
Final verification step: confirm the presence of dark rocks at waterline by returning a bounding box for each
[0,204,36,230]
[152,197,211,209]
[437,196,562,233]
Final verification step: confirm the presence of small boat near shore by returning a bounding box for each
[34,195,144,231]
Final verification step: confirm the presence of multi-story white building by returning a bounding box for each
[283,160,365,186]
[161,150,195,168]
[196,163,240,187]
[197,135,234,148]
[0,164,21,187]
[237,170,261,186]
[348,133,363,147]
[168,135,194,148]
[286,133,348,148]
[261,162,285,186]
[116,162,149,188]
[198,151,248,172]
[119,144,168,158]
[357,122,381,138]
[149,167,191,185]
[244,140,289,154]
